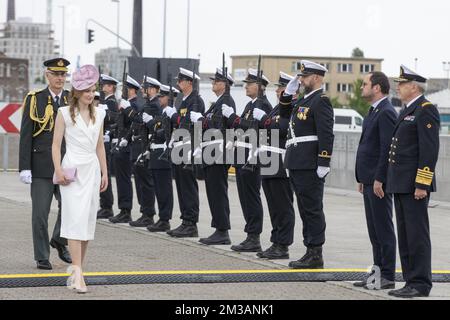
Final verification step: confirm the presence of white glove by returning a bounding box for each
[103,134,111,143]
[119,139,128,148]
[163,106,177,118]
[190,111,203,123]
[112,138,119,145]
[119,99,131,110]
[142,112,153,124]
[253,108,266,121]
[221,104,235,118]
[98,104,109,111]
[285,76,300,95]
[317,166,331,179]
[20,170,32,184]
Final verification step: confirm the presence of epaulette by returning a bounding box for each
[26,89,44,97]
[421,102,433,108]
[320,94,331,104]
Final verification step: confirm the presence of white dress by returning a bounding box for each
[59,107,105,241]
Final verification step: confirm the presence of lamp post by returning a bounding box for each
[443,61,450,90]
[186,0,190,58]
[163,0,167,58]
[111,0,120,48]
[58,5,65,57]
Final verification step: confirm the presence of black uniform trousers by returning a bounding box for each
[235,167,264,235]
[262,178,295,246]
[204,165,231,231]
[363,184,396,281]
[289,169,326,248]
[394,193,432,295]
[174,164,200,223]
[99,141,114,209]
[151,169,173,221]
[113,152,133,210]
[31,178,67,261]
[133,164,156,217]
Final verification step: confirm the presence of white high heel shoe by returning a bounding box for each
[66,265,88,294]
[66,266,77,290]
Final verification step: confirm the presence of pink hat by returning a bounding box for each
[71,64,99,91]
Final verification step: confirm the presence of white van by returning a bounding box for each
[333,108,364,132]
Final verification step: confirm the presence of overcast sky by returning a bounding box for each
[1,0,450,78]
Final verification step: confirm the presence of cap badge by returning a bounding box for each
[57,60,65,67]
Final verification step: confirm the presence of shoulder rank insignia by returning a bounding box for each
[421,102,433,108]
[297,107,310,120]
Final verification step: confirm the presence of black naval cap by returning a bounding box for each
[209,68,234,86]
[297,60,328,77]
[243,68,270,87]
[394,65,427,83]
[44,58,70,73]
[274,71,295,87]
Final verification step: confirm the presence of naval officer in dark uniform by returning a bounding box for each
[189,68,236,245]
[279,60,334,269]
[19,58,72,270]
[144,84,179,232]
[251,71,296,260]
[354,71,397,290]
[109,75,142,224]
[163,68,205,238]
[97,74,120,220]
[386,65,440,298]
[222,68,273,252]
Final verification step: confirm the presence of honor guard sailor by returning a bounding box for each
[386,65,440,298]
[19,58,72,270]
[279,60,334,269]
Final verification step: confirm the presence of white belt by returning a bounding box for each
[235,141,254,149]
[150,144,167,150]
[200,139,223,148]
[173,140,191,148]
[286,135,318,148]
[258,145,286,155]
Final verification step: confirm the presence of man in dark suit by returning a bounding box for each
[386,65,440,298]
[19,58,72,270]
[354,71,398,290]
[97,74,120,220]
[279,60,334,269]
[189,68,236,245]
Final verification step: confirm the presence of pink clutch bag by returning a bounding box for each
[53,168,77,185]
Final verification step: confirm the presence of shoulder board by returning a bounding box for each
[26,88,45,97]
[320,94,331,103]
[421,102,433,108]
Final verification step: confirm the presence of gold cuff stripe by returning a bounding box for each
[417,171,434,177]
[416,176,433,186]
[417,173,434,178]
[279,101,291,106]
[318,154,332,159]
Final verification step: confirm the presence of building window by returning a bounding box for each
[338,63,353,73]
[6,64,11,78]
[322,83,330,92]
[360,64,375,73]
[0,63,4,77]
[0,87,4,101]
[337,83,354,93]
[18,66,26,80]
[320,63,330,71]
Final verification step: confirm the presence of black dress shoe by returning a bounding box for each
[97,208,114,220]
[50,239,72,264]
[231,234,262,253]
[147,220,171,232]
[37,260,52,270]
[129,215,154,227]
[168,221,198,238]
[109,210,132,224]
[199,230,231,245]
[258,244,289,260]
[289,247,324,269]
[388,286,428,298]
[363,278,395,290]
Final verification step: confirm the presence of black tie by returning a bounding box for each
[55,96,60,107]
[368,106,375,115]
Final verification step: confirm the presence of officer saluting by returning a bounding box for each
[19,58,72,270]
[386,65,440,298]
[97,74,120,220]
[280,60,334,269]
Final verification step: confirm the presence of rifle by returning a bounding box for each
[112,61,129,155]
[242,55,262,172]
[158,69,175,162]
[98,66,105,103]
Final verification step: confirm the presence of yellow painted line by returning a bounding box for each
[1,269,450,279]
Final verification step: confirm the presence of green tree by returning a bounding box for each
[352,47,365,58]
[330,97,343,108]
[347,79,371,116]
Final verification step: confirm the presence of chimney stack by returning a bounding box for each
[132,0,143,57]
[7,0,15,22]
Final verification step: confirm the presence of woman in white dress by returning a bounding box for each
[52,65,108,294]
